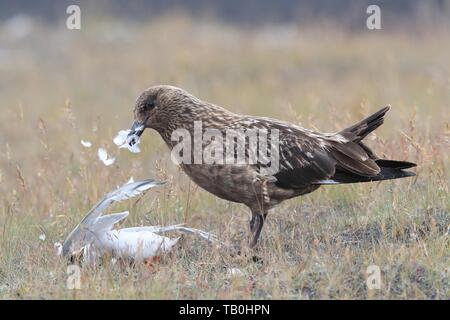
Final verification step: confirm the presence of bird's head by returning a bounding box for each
[127,85,197,143]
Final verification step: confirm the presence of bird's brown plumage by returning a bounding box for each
[130,85,416,247]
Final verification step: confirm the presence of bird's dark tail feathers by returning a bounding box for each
[316,159,417,185]
[316,105,417,185]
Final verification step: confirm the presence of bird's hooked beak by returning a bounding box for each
[127,121,146,146]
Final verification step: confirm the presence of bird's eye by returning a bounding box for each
[144,96,156,111]
[145,101,154,111]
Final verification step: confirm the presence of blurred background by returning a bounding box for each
[1,0,450,27]
[1,0,448,177]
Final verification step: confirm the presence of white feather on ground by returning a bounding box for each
[60,178,221,264]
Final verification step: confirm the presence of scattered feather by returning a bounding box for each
[97,148,115,166]
[80,140,92,148]
[39,233,46,241]
[54,242,62,256]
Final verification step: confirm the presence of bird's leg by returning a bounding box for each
[249,212,265,248]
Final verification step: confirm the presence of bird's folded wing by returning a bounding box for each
[234,117,337,188]
[274,135,336,189]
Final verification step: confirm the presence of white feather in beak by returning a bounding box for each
[114,129,141,153]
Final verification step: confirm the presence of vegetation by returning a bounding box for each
[0,14,448,299]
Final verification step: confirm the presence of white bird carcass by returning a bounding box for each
[59,179,220,265]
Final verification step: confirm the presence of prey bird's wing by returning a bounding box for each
[172,226,221,244]
[61,179,165,256]
[91,211,129,232]
[119,224,222,245]
[118,224,185,234]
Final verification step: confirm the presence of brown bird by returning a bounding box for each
[127,85,416,248]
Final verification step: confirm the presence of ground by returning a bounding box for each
[0,14,448,299]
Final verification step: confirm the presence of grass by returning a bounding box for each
[0,13,448,299]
